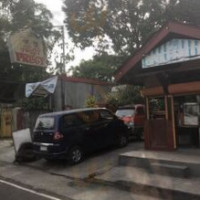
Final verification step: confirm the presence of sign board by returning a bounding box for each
[8,29,47,67]
[12,128,32,153]
[25,76,58,97]
[142,39,200,69]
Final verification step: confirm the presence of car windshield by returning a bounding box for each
[35,117,55,130]
[116,109,135,117]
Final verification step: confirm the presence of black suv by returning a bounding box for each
[33,108,128,164]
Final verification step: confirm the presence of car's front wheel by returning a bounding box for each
[68,145,83,165]
[117,134,128,148]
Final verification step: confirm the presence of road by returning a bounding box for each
[0,179,62,200]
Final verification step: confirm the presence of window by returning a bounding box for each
[35,117,55,130]
[62,114,82,128]
[100,110,114,120]
[149,98,165,119]
[78,111,100,124]
[116,109,135,117]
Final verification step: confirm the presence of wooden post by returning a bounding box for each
[165,95,169,120]
[170,95,177,149]
[146,97,150,120]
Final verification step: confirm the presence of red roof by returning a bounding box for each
[115,22,200,82]
[59,75,113,86]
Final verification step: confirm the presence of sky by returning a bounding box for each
[34,0,94,72]
[35,0,65,25]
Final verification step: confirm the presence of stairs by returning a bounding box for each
[150,162,189,178]
[118,150,200,177]
[93,150,200,200]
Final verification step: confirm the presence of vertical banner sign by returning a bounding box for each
[8,29,47,67]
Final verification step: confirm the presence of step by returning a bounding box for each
[151,162,189,178]
[118,150,200,177]
[93,166,200,200]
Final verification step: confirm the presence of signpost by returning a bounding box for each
[8,29,47,67]
[8,27,65,110]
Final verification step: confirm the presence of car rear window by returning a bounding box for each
[35,117,55,130]
[116,109,135,117]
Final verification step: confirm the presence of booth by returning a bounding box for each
[115,22,200,150]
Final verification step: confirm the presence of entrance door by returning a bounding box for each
[144,96,176,150]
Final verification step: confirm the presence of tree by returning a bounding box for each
[117,85,144,105]
[63,0,200,58]
[0,0,61,82]
[106,85,144,106]
[69,53,123,82]
[0,0,61,108]
[63,0,161,57]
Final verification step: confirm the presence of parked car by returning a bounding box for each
[115,105,145,140]
[33,108,128,164]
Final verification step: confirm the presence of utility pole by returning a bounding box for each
[62,25,66,74]
[61,25,65,110]
[53,25,66,110]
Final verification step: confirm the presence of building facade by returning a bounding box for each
[115,22,200,150]
[53,76,112,111]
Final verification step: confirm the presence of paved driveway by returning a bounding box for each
[25,141,144,179]
[0,139,144,179]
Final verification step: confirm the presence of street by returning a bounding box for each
[0,179,62,200]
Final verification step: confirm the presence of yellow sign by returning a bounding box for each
[8,29,47,67]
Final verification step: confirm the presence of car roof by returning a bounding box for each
[117,107,135,110]
[117,104,144,110]
[39,107,107,117]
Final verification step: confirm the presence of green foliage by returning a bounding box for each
[69,53,123,81]
[106,94,119,107]
[63,0,200,57]
[20,97,49,111]
[107,85,144,106]
[0,0,61,83]
[85,96,96,108]
[118,85,144,105]
[0,0,62,108]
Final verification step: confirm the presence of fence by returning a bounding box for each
[0,107,50,138]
